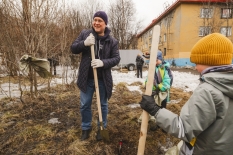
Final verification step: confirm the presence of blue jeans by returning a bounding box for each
[80,79,108,130]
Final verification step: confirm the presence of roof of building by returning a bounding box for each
[136,0,228,38]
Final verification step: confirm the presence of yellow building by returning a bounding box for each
[137,0,233,66]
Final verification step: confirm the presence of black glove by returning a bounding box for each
[139,95,161,116]
[152,88,160,96]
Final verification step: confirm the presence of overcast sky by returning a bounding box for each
[133,0,176,27]
[66,0,176,27]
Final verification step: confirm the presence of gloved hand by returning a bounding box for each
[152,87,160,96]
[91,59,104,68]
[155,87,160,95]
[84,35,95,46]
[139,95,161,116]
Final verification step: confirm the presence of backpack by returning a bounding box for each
[165,66,173,87]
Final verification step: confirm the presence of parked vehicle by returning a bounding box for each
[118,50,144,71]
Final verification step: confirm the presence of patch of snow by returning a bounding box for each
[48,118,61,124]
[168,98,182,104]
[127,103,140,108]
[127,86,142,94]
[0,66,200,99]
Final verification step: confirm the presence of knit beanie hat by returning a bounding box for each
[93,11,108,25]
[157,50,163,61]
[190,33,233,65]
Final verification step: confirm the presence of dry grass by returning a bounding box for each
[0,81,191,155]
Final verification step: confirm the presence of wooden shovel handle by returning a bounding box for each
[90,33,104,130]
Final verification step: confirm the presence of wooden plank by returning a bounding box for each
[137,25,161,155]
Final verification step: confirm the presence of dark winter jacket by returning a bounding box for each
[70,27,120,99]
[136,55,144,67]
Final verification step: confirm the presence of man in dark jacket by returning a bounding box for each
[135,53,144,78]
[70,11,120,141]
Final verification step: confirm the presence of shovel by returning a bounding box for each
[90,33,109,142]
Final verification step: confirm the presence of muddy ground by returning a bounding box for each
[0,69,195,155]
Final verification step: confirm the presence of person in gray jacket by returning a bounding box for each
[139,33,233,155]
[70,11,120,141]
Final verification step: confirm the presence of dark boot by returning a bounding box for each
[96,129,103,141]
[81,129,91,141]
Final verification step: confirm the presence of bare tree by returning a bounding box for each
[0,0,145,100]
[0,0,61,98]
[0,0,20,76]
[108,0,143,49]
[75,0,104,28]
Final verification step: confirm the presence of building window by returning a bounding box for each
[220,27,232,36]
[199,26,211,36]
[200,8,213,18]
[149,29,153,36]
[149,38,152,44]
[159,36,162,44]
[221,8,232,18]
[164,48,167,56]
[164,34,166,42]
[163,18,168,27]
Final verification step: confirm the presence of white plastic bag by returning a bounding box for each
[165,140,183,155]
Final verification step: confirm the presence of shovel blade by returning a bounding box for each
[100,129,109,142]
